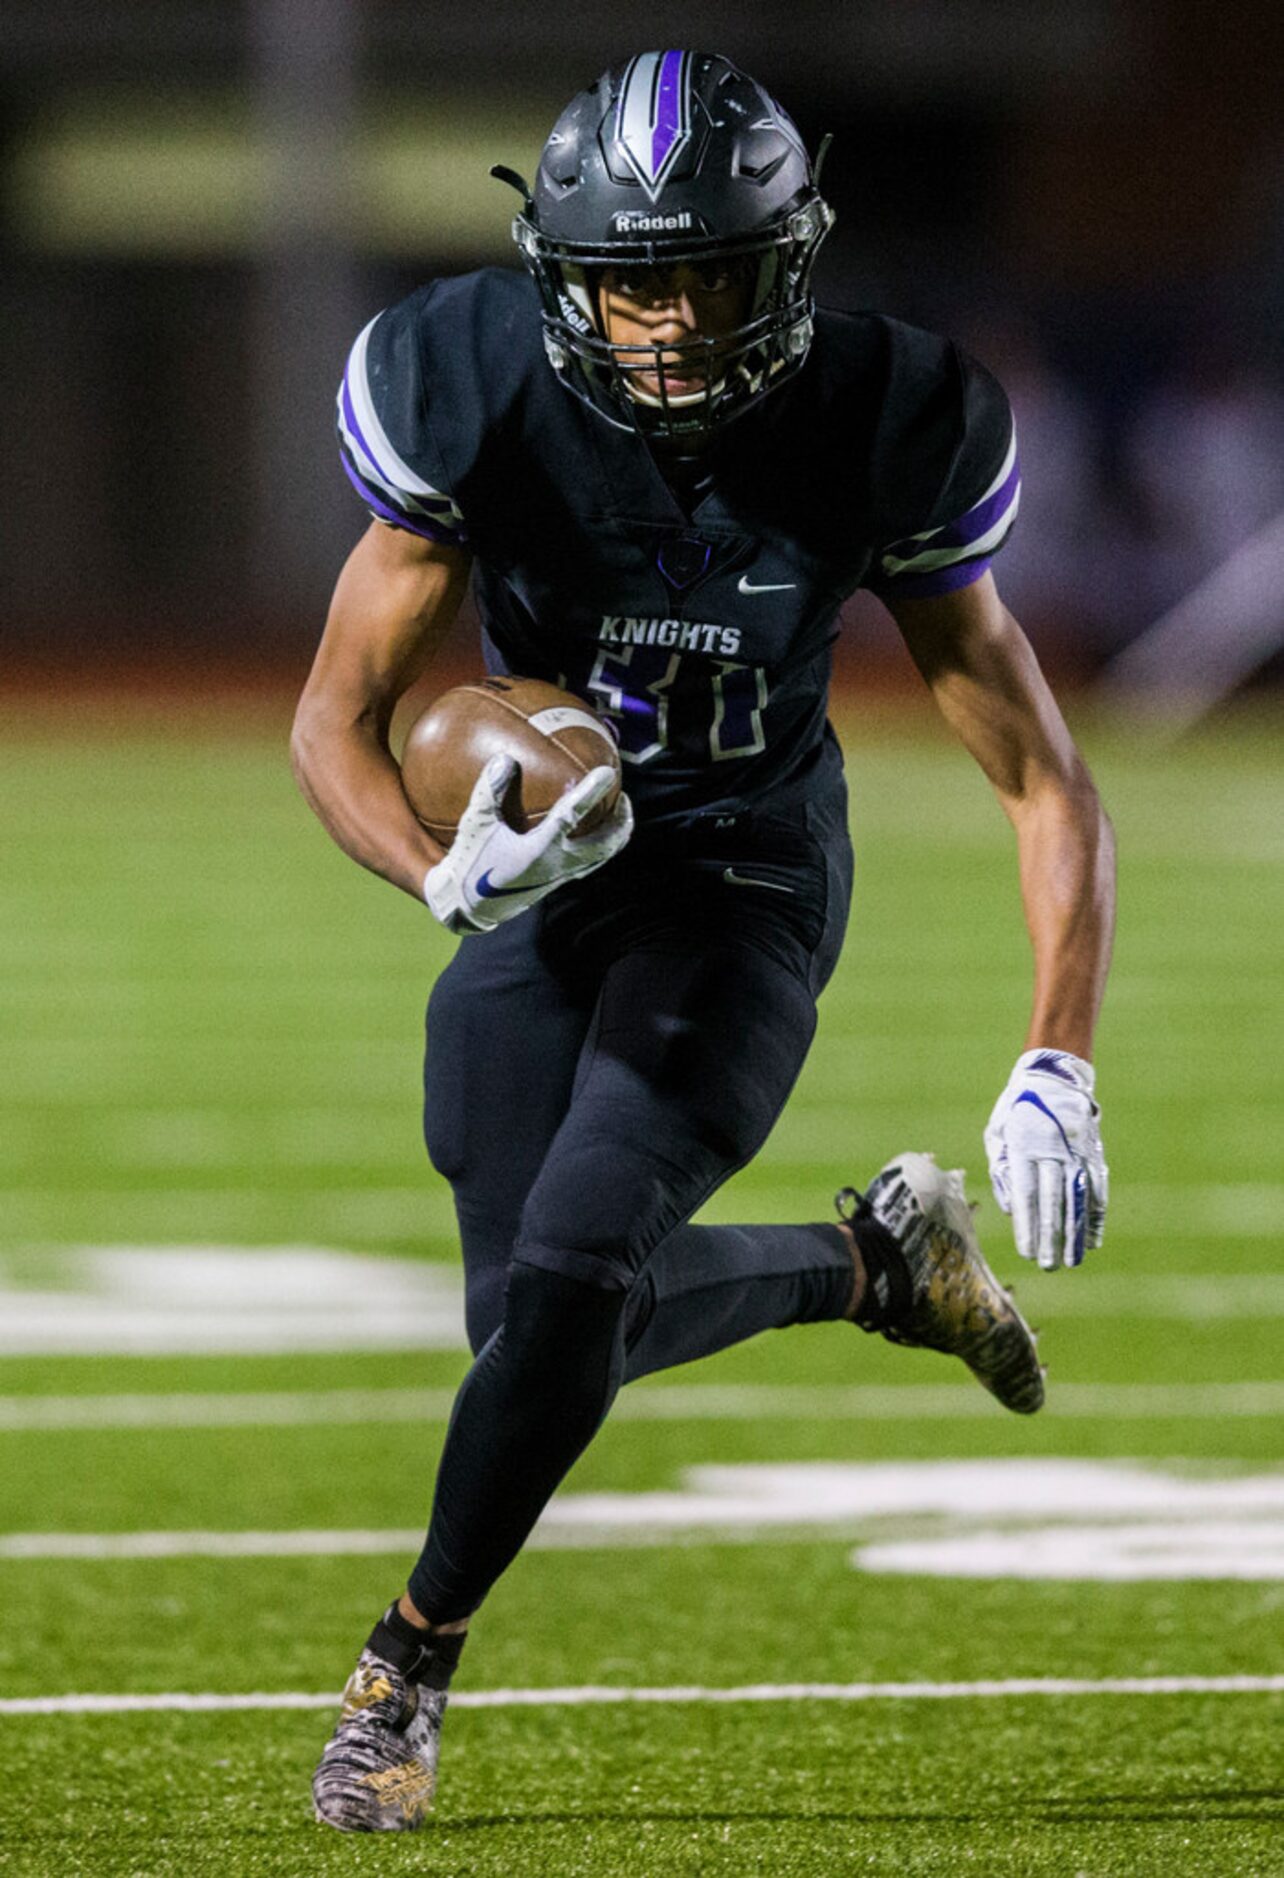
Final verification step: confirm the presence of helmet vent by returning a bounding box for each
[737,150,787,183]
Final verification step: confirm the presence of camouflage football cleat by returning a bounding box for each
[838,1150,1045,1415]
[312,1612,463,1832]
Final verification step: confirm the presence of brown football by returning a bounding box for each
[399,677,622,848]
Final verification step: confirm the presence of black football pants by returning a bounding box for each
[408,795,856,1622]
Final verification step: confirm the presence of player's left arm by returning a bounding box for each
[888,570,1116,1267]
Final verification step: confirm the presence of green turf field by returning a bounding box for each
[0,700,1281,1876]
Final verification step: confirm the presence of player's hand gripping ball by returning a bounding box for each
[403,677,632,935]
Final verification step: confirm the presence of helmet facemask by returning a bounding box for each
[514,206,832,444]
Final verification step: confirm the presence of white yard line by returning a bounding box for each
[2,1380,1284,1432]
[0,1529,424,1559]
[1,1676,1281,1718]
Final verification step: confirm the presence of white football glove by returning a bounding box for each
[423,754,632,935]
[984,1049,1108,1270]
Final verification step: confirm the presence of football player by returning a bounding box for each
[293,50,1114,1832]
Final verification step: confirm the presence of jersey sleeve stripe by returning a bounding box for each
[976,418,1019,505]
[924,438,1020,556]
[336,372,390,489]
[339,446,465,544]
[876,555,997,600]
[877,423,1020,583]
[337,376,464,530]
[880,483,1020,578]
[339,315,466,526]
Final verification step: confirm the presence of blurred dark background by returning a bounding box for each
[2,0,1281,699]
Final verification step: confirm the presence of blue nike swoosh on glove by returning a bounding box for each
[475,871,534,899]
[1013,1089,1075,1154]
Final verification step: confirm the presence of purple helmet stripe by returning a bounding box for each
[651,49,686,177]
[615,48,692,202]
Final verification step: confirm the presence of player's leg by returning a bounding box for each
[315,915,599,1833]
[407,809,1040,1637]
[617,791,859,1375]
[420,913,597,1354]
[602,793,1036,1392]
[619,1216,854,1377]
[428,926,859,1385]
[407,923,836,1627]
[422,800,860,1363]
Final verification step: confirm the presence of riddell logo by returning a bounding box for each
[556,293,592,334]
[611,209,695,234]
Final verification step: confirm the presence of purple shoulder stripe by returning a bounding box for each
[339,450,466,545]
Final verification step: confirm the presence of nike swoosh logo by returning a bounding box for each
[737,576,796,594]
[475,871,532,900]
[1013,1089,1074,1154]
[723,867,796,894]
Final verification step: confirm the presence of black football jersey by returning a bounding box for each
[337,269,1018,821]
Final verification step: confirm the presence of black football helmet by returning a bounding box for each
[494,50,834,443]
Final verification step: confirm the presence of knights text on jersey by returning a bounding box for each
[336,269,1019,820]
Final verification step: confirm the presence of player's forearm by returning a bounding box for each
[891,581,1115,1060]
[291,524,469,898]
[291,705,444,898]
[1010,773,1115,1059]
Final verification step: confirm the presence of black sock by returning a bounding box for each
[847,1205,914,1332]
[368,1602,467,1691]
